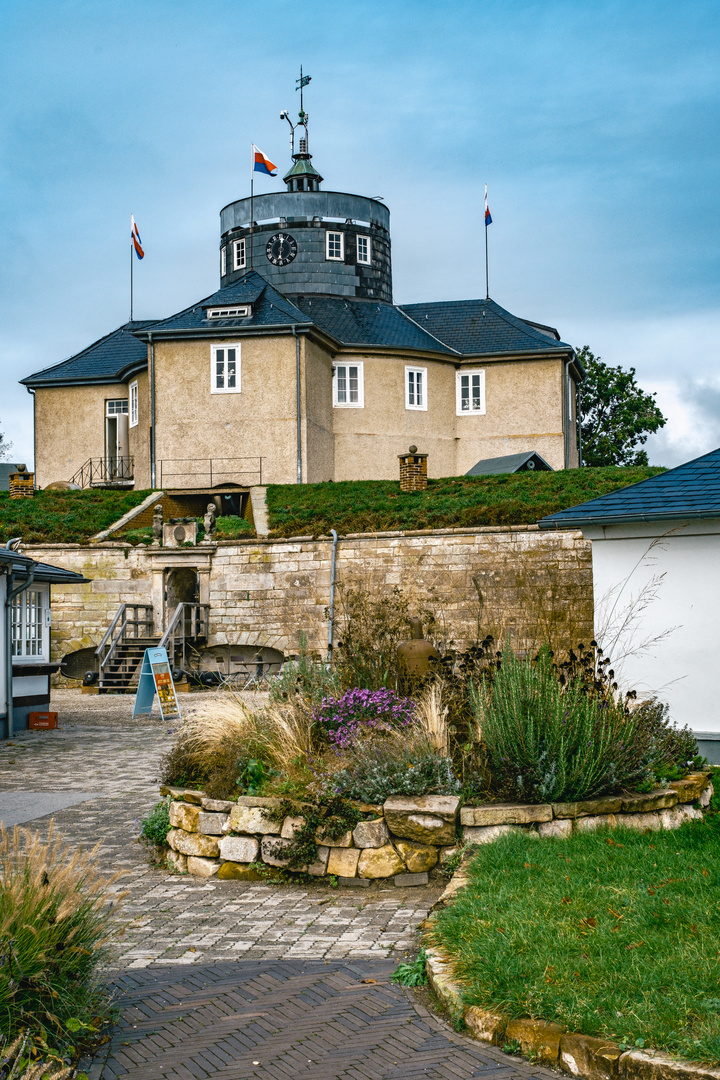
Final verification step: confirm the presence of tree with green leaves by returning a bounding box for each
[576,346,666,467]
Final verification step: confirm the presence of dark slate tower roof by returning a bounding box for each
[538,447,720,528]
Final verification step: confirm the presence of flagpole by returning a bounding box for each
[484,185,489,301]
[130,218,134,321]
[249,145,254,270]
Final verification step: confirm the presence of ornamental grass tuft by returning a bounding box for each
[0,822,124,1056]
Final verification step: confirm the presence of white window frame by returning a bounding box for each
[12,585,50,662]
[455,369,486,415]
[233,238,246,271]
[405,366,427,411]
[211,343,241,394]
[221,245,227,276]
[326,230,344,261]
[356,234,371,264]
[207,306,251,319]
[333,362,364,408]
[106,399,128,416]
[129,381,138,427]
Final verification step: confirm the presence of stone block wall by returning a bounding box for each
[25,523,593,669]
[159,773,712,881]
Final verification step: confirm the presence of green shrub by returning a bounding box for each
[123,526,154,545]
[391,949,428,986]
[214,516,255,539]
[0,823,121,1056]
[139,799,171,846]
[330,733,461,803]
[472,647,685,803]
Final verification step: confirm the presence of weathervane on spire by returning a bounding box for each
[280,66,312,157]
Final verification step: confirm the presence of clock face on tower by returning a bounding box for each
[265,232,298,267]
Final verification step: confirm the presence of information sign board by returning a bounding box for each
[132,647,182,721]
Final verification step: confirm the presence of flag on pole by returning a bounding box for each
[131,216,144,259]
[252,145,278,176]
[484,185,492,227]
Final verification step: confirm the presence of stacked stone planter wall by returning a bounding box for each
[159,772,713,882]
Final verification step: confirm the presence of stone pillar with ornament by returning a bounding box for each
[398,446,428,492]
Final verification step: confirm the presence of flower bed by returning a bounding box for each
[157,771,712,882]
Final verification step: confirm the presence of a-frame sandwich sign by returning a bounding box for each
[132,647,182,721]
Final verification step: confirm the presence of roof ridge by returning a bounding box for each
[395,306,459,355]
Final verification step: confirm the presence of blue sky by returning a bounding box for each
[1,0,719,468]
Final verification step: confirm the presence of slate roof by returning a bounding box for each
[538,447,720,529]
[21,322,155,388]
[0,548,89,584]
[466,451,553,476]
[293,296,456,353]
[20,274,577,388]
[399,299,573,355]
[134,273,311,337]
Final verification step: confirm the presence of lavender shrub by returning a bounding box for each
[313,687,416,749]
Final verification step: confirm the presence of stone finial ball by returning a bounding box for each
[408,445,417,454]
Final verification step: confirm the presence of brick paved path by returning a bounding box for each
[1,691,555,1080]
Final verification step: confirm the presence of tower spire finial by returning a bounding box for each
[281,67,323,192]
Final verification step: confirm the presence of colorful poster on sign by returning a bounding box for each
[132,647,181,720]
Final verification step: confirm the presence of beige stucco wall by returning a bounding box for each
[330,352,458,480]
[153,336,300,487]
[34,383,128,489]
[303,337,335,483]
[454,357,567,473]
[128,370,151,489]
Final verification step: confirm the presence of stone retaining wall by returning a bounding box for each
[159,772,713,882]
[25,523,592,668]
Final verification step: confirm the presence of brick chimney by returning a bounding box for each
[398,446,428,492]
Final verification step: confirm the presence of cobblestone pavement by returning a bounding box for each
[2,691,556,1080]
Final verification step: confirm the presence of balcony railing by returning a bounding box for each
[158,457,262,489]
[70,457,134,488]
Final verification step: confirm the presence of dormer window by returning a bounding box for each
[207,306,251,319]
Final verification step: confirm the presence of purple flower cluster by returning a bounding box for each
[313,687,416,749]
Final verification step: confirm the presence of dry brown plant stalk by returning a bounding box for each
[415,682,450,756]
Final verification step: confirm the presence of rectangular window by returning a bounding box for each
[12,587,48,660]
[221,245,227,276]
[326,231,344,260]
[356,235,371,264]
[333,362,364,408]
[129,381,138,427]
[211,344,241,393]
[456,369,486,415]
[405,367,427,410]
[106,399,128,416]
[207,306,251,319]
[233,238,246,271]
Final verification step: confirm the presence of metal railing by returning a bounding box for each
[70,457,134,488]
[159,603,210,673]
[158,457,262,489]
[95,603,155,688]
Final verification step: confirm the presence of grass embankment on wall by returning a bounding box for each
[430,780,720,1064]
[0,489,151,544]
[266,467,663,538]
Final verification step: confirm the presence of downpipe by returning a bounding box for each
[327,528,339,665]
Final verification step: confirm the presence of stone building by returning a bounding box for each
[23,114,583,492]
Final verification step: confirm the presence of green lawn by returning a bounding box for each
[430,793,720,1063]
[266,467,663,537]
[0,489,151,544]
